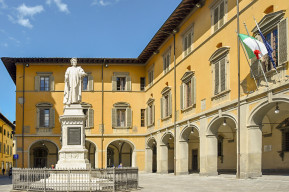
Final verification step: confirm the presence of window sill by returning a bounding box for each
[211,90,230,101]
[113,126,131,129]
[161,115,172,121]
[181,105,194,113]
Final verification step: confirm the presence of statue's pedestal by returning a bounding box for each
[56,104,90,169]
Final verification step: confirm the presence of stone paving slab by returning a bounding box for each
[1,173,289,192]
[138,173,289,192]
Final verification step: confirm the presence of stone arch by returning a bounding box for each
[146,137,157,148]
[207,113,237,136]
[28,139,59,168]
[247,96,289,126]
[106,139,136,167]
[145,136,157,173]
[161,131,174,145]
[85,139,98,168]
[180,122,200,141]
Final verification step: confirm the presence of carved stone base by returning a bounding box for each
[56,104,91,169]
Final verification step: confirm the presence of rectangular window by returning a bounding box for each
[7,145,9,155]
[82,76,88,91]
[40,76,50,91]
[149,105,153,125]
[214,57,226,95]
[117,109,126,127]
[140,77,145,91]
[183,28,193,57]
[141,109,145,127]
[163,50,170,73]
[148,68,154,86]
[40,109,50,127]
[213,0,225,32]
[164,95,169,117]
[185,81,192,108]
[7,132,9,138]
[117,77,126,91]
[263,28,278,71]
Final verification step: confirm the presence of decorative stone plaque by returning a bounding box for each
[67,127,81,145]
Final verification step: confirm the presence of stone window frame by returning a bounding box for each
[111,102,132,129]
[160,87,172,120]
[81,102,94,129]
[163,47,171,74]
[251,10,288,79]
[140,109,145,127]
[209,47,230,99]
[148,64,154,87]
[180,71,196,111]
[182,24,194,58]
[82,72,94,92]
[34,72,54,92]
[36,103,55,131]
[146,98,155,127]
[112,72,131,91]
[210,0,227,33]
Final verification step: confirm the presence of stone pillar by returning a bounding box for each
[199,116,207,175]
[145,147,153,172]
[176,140,188,175]
[159,144,168,174]
[247,125,262,178]
[56,104,90,169]
[206,135,218,176]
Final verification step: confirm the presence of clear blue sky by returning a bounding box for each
[0,0,182,122]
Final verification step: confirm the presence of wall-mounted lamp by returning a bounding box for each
[153,50,159,55]
[169,135,172,140]
[191,128,194,133]
[25,63,29,67]
[195,3,201,8]
[223,118,227,126]
[274,103,280,114]
[105,63,109,68]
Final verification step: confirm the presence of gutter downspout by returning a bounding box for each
[101,59,105,169]
[22,63,25,168]
[173,32,177,176]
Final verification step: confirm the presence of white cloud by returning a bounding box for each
[9,4,44,28]
[0,0,7,9]
[92,0,120,6]
[46,0,69,13]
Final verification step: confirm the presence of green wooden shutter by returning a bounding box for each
[160,98,163,119]
[112,108,117,128]
[146,107,149,126]
[35,76,40,91]
[88,108,94,128]
[215,62,220,95]
[49,108,55,128]
[50,76,54,91]
[169,92,172,116]
[214,7,219,32]
[126,76,131,91]
[39,109,45,127]
[188,32,192,53]
[220,58,226,92]
[219,1,224,27]
[278,18,288,65]
[112,76,117,91]
[88,75,94,91]
[191,76,196,106]
[36,108,40,128]
[180,84,184,110]
[126,108,132,128]
[152,104,155,125]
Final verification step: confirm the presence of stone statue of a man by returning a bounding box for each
[63,58,87,105]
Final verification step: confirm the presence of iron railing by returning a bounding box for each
[12,167,138,192]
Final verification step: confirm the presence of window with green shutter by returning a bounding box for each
[35,72,54,92]
[161,87,172,120]
[163,48,171,74]
[112,72,131,91]
[81,102,94,128]
[112,102,132,128]
[211,0,226,33]
[36,103,55,131]
[183,25,194,57]
[146,98,155,127]
[251,11,288,76]
[180,71,196,111]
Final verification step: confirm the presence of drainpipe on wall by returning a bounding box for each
[101,59,106,169]
[21,63,26,168]
[173,31,177,176]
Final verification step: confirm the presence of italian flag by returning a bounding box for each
[238,34,268,59]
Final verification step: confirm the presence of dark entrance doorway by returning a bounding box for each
[33,147,48,168]
[192,149,198,172]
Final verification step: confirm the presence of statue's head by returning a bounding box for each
[70,58,77,66]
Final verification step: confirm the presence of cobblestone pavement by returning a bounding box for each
[1,173,289,192]
[138,173,289,192]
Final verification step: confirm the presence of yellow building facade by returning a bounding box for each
[2,0,289,178]
[0,113,15,174]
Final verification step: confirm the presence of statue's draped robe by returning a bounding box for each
[63,66,86,104]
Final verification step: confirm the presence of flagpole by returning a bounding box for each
[243,22,269,87]
[236,31,259,90]
[253,17,281,81]
[237,0,241,179]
